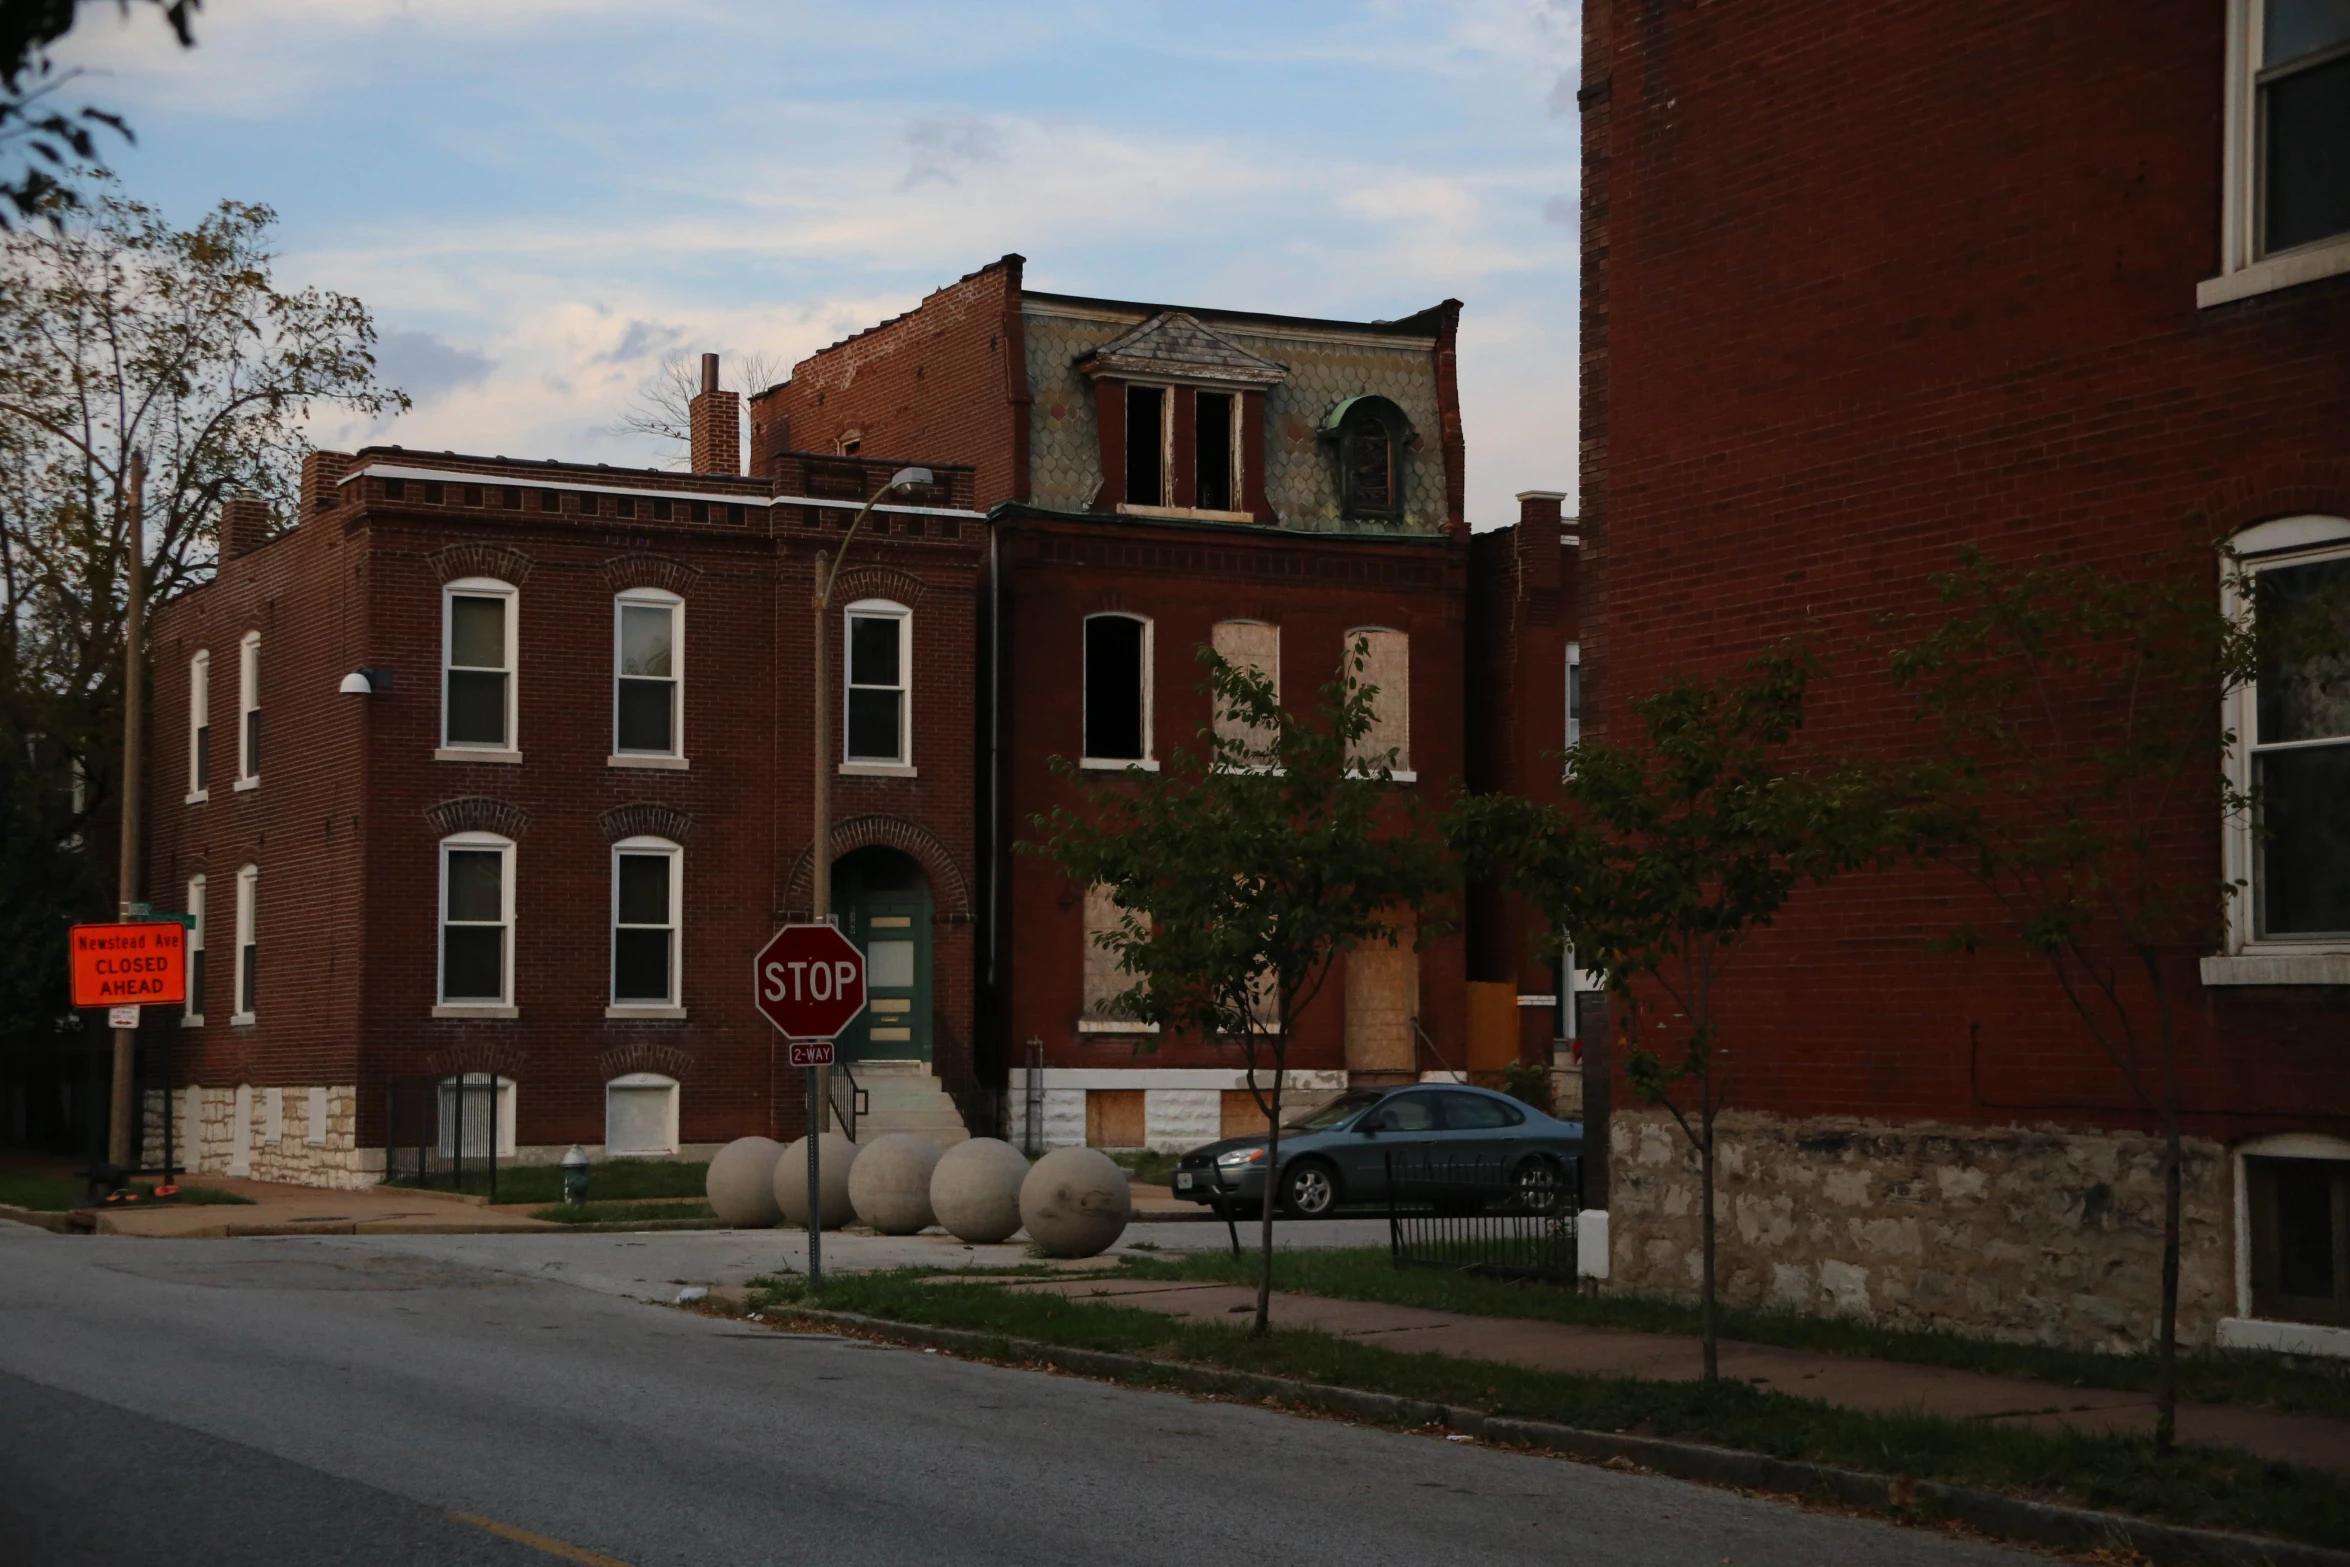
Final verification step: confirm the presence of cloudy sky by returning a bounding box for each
[57,1,1580,525]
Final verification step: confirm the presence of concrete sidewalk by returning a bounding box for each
[996,1275,2350,1476]
[43,1177,558,1239]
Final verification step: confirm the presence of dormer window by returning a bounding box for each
[1321,396,1414,524]
[1078,310,1286,521]
[1125,387,1167,507]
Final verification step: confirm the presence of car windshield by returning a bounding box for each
[1283,1091,1384,1132]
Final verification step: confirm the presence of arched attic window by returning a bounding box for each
[1319,396,1413,523]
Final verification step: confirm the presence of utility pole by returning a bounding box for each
[108,451,145,1174]
[805,465,928,1286]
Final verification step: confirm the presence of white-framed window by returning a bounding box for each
[1078,881,1155,1033]
[187,649,210,801]
[611,836,682,1010]
[232,863,257,1023]
[2226,1133,2350,1354]
[2224,520,2350,955]
[844,599,910,767]
[436,1073,516,1158]
[1082,613,1154,766]
[236,631,260,787]
[184,875,205,1026]
[1566,639,1583,748]
[1210,619,1280,760]
[441,578,517,754]
[605,1072,680,1156]
[438,833,513,1007]
[2204,0,2350,306]
[614,588,683,760]
[1124,383,1169,507]
[1344,627,1411,777]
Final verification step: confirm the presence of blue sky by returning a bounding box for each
[58,1,1580,524]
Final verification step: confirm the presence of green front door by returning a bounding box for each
[839,862,931,1062]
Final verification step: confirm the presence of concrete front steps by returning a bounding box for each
[848,1062,971,1152]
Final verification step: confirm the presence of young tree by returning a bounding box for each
[1887,544,2340,1455]
[1032,638,1452,1335]
[0,180,405,838]
[607,348,786,471]
[1449,647,1897,1379]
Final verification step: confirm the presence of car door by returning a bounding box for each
[1434,1089,1525,1178]
[1340,1090,1443,1199]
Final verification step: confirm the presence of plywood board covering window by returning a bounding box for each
[1082,882,1140,1024]
[1221,1089,1272,1140]
[1346,628,1409,772]
[1086,1089,1147,1149]
[1344,920,1418,1073]
[1211,620,1279,755]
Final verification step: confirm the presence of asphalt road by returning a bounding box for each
[0,1224,2042,1566]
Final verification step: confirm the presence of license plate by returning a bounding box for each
[1175,1172,1193,1189]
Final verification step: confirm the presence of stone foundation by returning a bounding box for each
[146,1085,377,1190]
[1607,1108,2231,1352]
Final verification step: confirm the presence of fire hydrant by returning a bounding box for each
[560,1144,590,1207]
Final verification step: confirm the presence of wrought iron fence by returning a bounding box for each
[384,1073,505,1198]
[1385,1149,1580,1281]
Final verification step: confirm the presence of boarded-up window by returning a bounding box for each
[1082,883,1140,1024]
[1086,1089,1147,1149]
[1345,629,1409,773]
[1344,919,1417,1073]
[1220,1089,1272,1140]
[1211,620,1279,756]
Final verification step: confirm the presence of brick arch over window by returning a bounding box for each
[601,553,702,597]
[2198,460,2350,542]
[429,542,533,587]
[783,814,972,919]
[600,802,695,843]
[597,1041,697,1082]
[426,797,531,840]
[830,565,928,606]
[427,1040,529,1079]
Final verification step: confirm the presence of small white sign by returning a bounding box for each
[108,1005,140,1029]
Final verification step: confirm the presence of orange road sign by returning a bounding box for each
[70,922,186,1008]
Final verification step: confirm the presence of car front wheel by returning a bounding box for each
[1281,1160,1339,1218]
[1514,1157,1567,1215]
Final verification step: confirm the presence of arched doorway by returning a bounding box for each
[833,846,932,1063]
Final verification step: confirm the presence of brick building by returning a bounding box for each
[1578,0,2349,1352]
[134,271,1581,1183]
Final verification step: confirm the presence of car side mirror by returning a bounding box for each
[1357,1118,1382,1135]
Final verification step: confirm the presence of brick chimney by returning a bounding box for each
[688,352,741,476]
[301,449,354,516]
[1515,489,1566,591]
[218,488,272,560]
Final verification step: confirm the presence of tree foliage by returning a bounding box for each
[1449,646,1900,1378]
[1,1,199,226]
[0,181,407,832]
[1030,638,1453,1333]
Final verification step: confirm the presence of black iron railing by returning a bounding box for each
[384,1073,504,1199]
[1386,1149,1580,1281]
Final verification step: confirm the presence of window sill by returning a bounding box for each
[1346,767,1418,783]
[2216,1316,2350,1360]
[608,754,689,771]
[606,1005,687,1020]
[1078,1019,1160,1034]
[840,761,916,778]
[180,1014,203,1028]
[1117,503,1257,524]
[1079,757,1160,772]
[432,1003,518,1019]
[230,1012,255,1027]
[2199,953,2350,986]
[1212,763,1285,776]
[2197,234,2350,308]
[233,777,259,793]
[185,790,209,805]
[436,747,521,765]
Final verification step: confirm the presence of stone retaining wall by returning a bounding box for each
[142,1084,376,1190]
[1606,1108,2231,1351]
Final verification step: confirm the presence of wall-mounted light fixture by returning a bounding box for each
[338,667,393,695]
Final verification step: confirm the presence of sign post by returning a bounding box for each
[754,922,867,1285]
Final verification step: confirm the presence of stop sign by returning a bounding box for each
[754,923,867,1039]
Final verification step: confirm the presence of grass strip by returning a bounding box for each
[0,1172,254,1210]
[385,1159,708,1205]
[1115,1246,2350,1422]
[740,1268,2350,1552]
[528,1199,716,1225]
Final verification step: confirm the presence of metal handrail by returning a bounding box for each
[828,1060,867,1142]
[1411,1016,1467,1083]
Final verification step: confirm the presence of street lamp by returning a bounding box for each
[808,466,929,1122]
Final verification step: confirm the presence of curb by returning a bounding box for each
[0,1203,74,1233]
[767,1306,2348,1567]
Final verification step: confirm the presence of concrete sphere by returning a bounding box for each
[1019,1147,1132,1258]
[774,1133,860,1229]
[929,1137,1030,1244]
[704,1137,784,1228]
[848,1132,944,1235]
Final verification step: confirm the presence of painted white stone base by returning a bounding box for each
[2216,1316,2350,1360]
[1008,1067,1349,1152]
[154,1085,374,1190]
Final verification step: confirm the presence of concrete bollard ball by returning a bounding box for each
[774,1133,860,1229]
[928,1137,1030,1244]
[1019,1146,1132,1258]
[848,1132,943,1235]
[704,1137,785,1228]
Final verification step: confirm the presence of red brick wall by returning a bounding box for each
[1579,0,2350,1141]
[994,511,1471,1077]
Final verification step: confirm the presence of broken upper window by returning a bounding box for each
[1321,395,1413,523]
[1125,386,1167,507]
[1195,391,1235,512]
[1084,613,1149,763]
